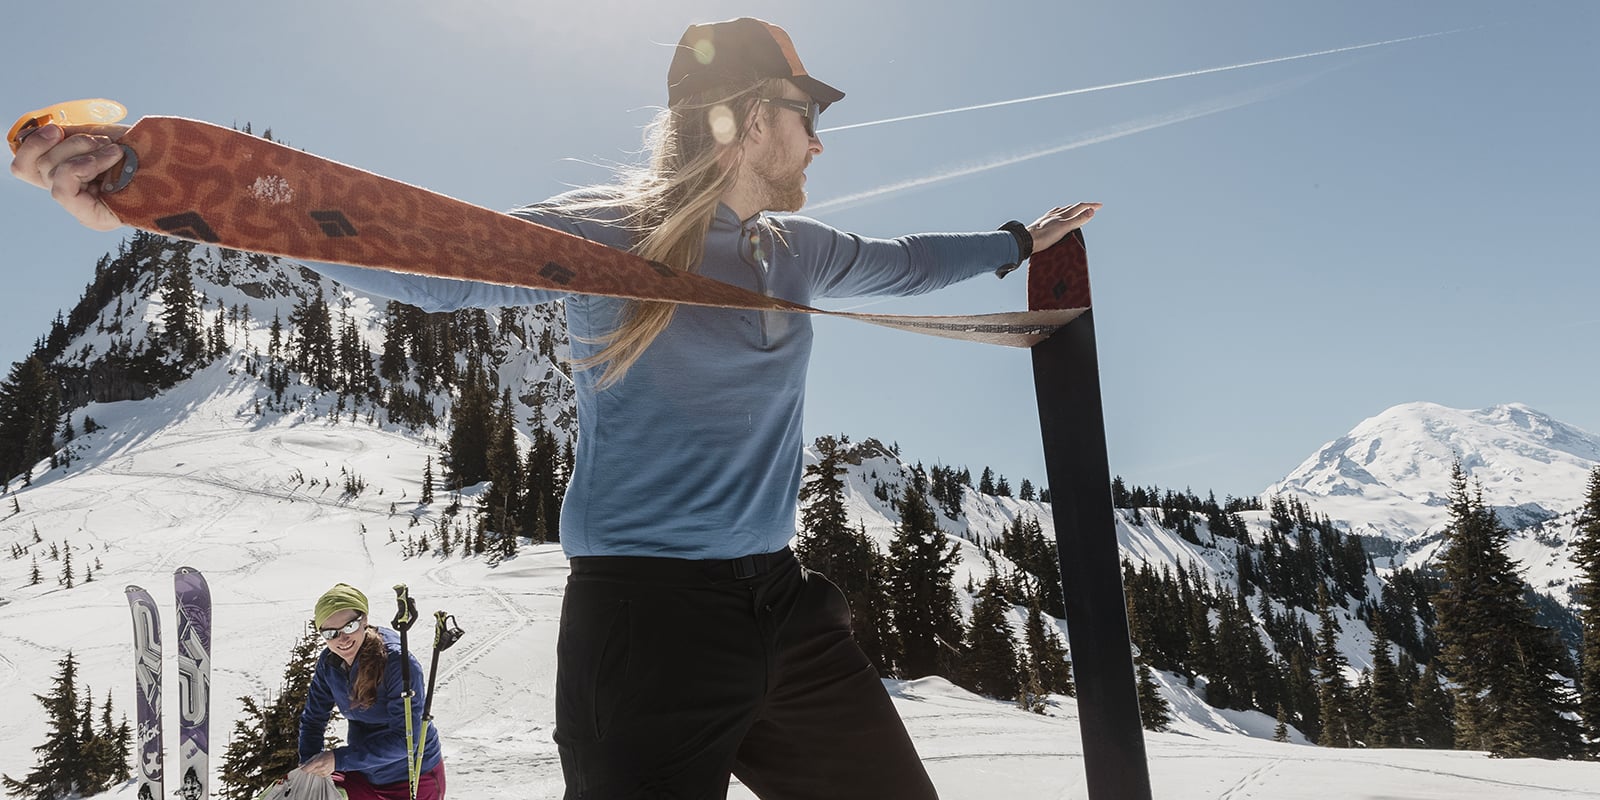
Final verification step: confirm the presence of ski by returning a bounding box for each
[174,567,213,800]
[125,585,164,800]
[1027,231,1153,800]
[14,107,1085,348]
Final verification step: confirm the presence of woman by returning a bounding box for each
[298,584,445,799]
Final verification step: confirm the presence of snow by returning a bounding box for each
[4,377,1600,798]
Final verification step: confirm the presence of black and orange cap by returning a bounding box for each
[667,18,845,111]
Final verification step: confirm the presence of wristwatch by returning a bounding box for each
[995,220,1034,278]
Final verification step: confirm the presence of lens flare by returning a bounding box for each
[709,104,738,145]
[693,38,715,66]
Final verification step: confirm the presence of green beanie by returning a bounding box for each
[314,583,369,628]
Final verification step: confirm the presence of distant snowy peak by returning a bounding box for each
[1267,402,1600,539]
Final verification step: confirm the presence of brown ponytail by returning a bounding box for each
[348,628,387,710]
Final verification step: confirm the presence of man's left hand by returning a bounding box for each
[1028,202,1102,253]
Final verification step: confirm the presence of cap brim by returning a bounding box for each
[791,75,845,112]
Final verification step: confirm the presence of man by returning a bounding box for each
[13,17,1097,799]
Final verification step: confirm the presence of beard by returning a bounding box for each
[750,148,809,213]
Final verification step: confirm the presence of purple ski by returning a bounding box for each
[125,585,164,800]
[174,567,212,800]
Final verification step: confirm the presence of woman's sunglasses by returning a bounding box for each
[761,97,822,138]
[318,614,365,640]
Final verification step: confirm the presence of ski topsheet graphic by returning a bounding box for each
[126,585,164,800]
[174,567,213,800]
[11,104,1084,348]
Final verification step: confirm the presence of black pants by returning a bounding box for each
[555,549,938,800]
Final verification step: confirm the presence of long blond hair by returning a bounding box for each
[567,77,789,388]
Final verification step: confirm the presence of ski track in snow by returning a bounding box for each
[1216,758,1282,799]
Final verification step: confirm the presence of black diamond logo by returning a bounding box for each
[155,212,221,244]
[1051,280,1069,302]
[309,210,358,238]
[540,262,576,284]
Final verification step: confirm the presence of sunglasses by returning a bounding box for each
[761,97,822,138]
[318,614,365,640]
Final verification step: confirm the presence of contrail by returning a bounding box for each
[817,27,1472,135]
[806,80,1290,216]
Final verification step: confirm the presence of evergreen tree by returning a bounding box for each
[444,364,495,488]
[266,312,289,400]
[1208,588,1268,711]
[1411,660,1455,749]
[219,629,337,799]
[1136,660,1173,732]
[519,401,564,546]
[482,389,524,540]
[378,303,410,383]
[794,436,891,672]
[1365,618,1411,748]
[1314,585,1356,747]
[157,254,204,366]
[1433,463,1583,757]
[1,652,105,799]
[1287,649,1320,742]
[1022,586,1074,697]
[288,290,336,390]
[961,570,1022,700]
[0,357,64,484]
[76,688,127,792]
[886,480,964,680]
[998,514,1064,618]
[420,456,435,505]
[59,547,74,589]
[1573,466,1600,758]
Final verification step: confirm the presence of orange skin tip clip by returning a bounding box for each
[8,98,128,154]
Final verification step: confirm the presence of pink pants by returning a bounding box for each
[334,761,445,800]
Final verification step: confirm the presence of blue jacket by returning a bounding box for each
[298,627,442,785]
[307,194,1020,559]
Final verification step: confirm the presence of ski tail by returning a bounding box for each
[126,585,164,800]
[174,567,213,800]
[1028,232,1154,800]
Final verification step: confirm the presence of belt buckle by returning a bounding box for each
[731,555,758,580]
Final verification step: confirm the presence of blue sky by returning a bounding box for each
[2,0,1595,499]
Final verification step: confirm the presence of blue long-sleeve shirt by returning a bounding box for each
[298,627,442,785]
[306,194,1020,559]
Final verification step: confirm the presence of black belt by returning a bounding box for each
[569,547,795,583]
[716,547,794,580]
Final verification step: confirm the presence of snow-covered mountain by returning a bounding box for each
[1268,401,1600,541]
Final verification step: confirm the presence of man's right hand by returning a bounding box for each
[9,122,131,232]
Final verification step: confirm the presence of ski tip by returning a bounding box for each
[8,98,127,154]
[174,566,209,585]
[125,584,147,595]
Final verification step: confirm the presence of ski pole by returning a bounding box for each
[391,585,420,800]
[412,611,465,784]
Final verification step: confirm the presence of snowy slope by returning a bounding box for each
[4,383,1600,797]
